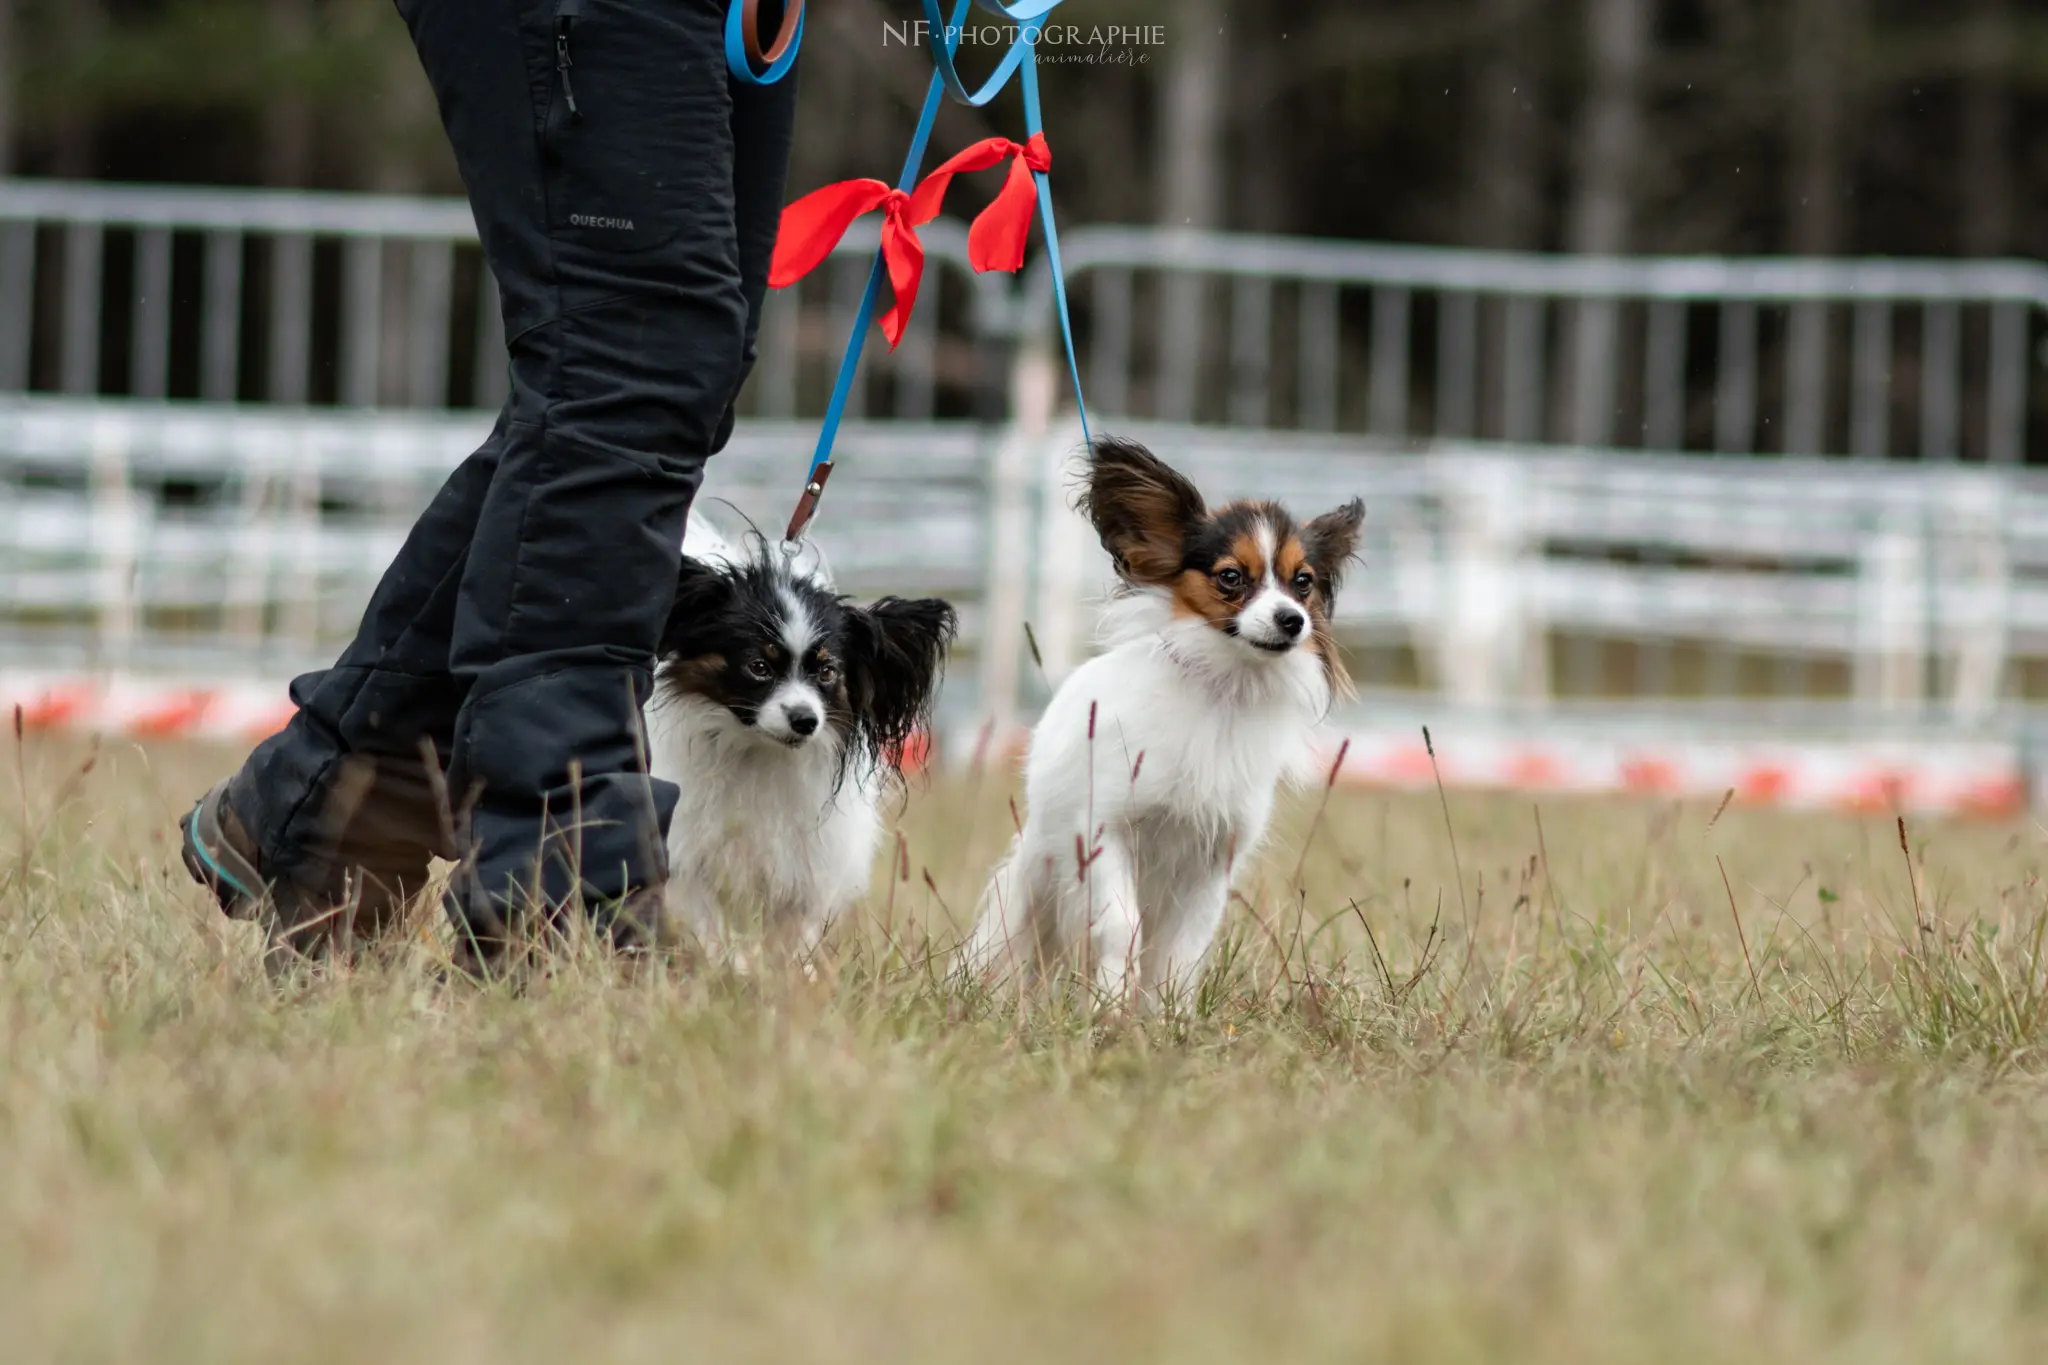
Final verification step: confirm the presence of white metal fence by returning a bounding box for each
[9,393,2048,741]
[0,397,1006,718]
[1034,420,2048,719]
[11,180,2048,751]
[0,179,1011,422]
[13,179,2048,459]
[1019,227,2048,463]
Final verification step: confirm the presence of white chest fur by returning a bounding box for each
[1029,601,1330,841]
[959,592,1334,1005]
[645,514,883,965]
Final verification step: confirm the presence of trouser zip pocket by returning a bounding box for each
[535,0,691,253]
[554,0,584,121]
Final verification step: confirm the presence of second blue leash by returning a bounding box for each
[738,0,1092,544]
[1019,46,1090,450]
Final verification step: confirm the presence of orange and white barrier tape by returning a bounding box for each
[1317,728,2030,819]
[941,718,2034,820]
[0,671,942,772]
[1,672,298,744]
[4,673,2032,818]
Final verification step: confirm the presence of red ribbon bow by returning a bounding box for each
[769,180,933,348]
[908,133,1052,274]
[768,133,1052,349]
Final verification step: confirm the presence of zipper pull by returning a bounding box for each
[555,15,581,120]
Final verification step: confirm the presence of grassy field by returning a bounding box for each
[6,732,2048,1363]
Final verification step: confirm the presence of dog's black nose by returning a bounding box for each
[788,708,820,736]
[1276,610,1306,639]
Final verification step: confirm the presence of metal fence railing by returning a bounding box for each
[12,394,2048,745]
[17,182,2048,463]
[1021,420,2048,729]
[1019,227,2048,464]
[0,179,1012,423]
[17,183,2048,750]
[0,396,1008,732]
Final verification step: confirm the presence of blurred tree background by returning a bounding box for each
[0,0,2044,259]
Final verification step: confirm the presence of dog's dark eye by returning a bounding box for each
[1215,567,1246,593]
[816,662,839,686]
[1291,570,1315,599]
[746,657,774,681]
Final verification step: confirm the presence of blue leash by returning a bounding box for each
[728,0,1092,544]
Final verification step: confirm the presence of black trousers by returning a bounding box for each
[231,0,798,937]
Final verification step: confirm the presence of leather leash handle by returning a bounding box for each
[741,0,804,68]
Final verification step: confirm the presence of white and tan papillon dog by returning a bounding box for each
[955,437,1364,1008]
[646,515,956,972]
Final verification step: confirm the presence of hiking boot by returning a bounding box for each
[179,757,445,974]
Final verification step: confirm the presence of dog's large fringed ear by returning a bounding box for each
[659,555,737,657]
[845,597,959,752]
[1076,436,1206,586]
[1301,499,1366,602]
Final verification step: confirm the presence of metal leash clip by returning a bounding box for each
[782,461,834,548]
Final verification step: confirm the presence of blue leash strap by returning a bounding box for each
[742,0,1092,544]
[1019,46,1090,449]
[781,4,962,542]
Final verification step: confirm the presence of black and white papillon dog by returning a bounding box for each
[646,515,957,972]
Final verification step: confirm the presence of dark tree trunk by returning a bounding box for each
[1462,0,1545,249]
[1157,0,1225,230]
[0,0,16,177]
[1234,34,1292,234]
[53,0,108,177]
[1563,0,1649,445]
[1960,0,2012,257]
[1565,0,1647,258]
[262,0,319,188]
[1155,0,1226,422]
[365,20,437,405]
[1787,0,1855,254]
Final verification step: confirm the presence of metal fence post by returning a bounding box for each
[88,419,138,670]
[1436,453,1531,710]
[1029,414,1097,691]
[1943,477,2009,723]
[977,340,1056,740]
[1856,512,1927,713]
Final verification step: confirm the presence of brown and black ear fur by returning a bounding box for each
[1297,499,1366,700]
[1075,436,1208,587]
[843,596,959,761]
[1300,499,1366,602]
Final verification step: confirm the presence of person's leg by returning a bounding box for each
[184,0,800,965]
[182,358,515,964]
[183,0,586,954]
[228,419,501,817]
[414,0,789,955]
[714,28,801,453]
[245,412,510,823]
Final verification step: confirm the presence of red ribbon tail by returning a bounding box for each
[877,211,926,348]
[907,138,1019,225]
[967,155,1041,274]
[770,179,893,288]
